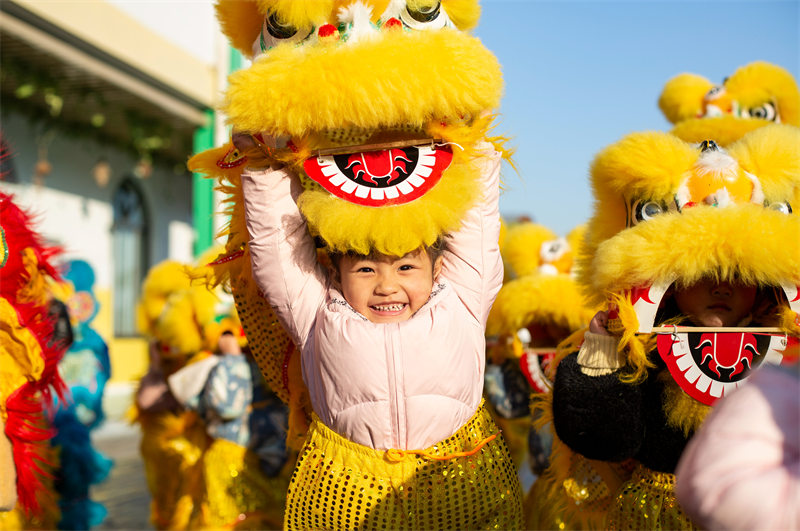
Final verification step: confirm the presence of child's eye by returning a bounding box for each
[398,264,415,271]
[357,267,374,273]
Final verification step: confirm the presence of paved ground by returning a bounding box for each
[92,421,153,530]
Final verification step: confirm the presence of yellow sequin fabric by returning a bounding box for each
[201,438,291,530]
[606,464,698,530]
[284,403,522,530]
[138,410,209,530]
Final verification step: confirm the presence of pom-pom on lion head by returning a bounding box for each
[580,124,800,404]
[213,0,505,256]
[658,61,800,146]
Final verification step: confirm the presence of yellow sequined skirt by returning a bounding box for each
[606,464,698,530]
[284,402,523,530]
[201,439,291,530]
[138,410,209,530]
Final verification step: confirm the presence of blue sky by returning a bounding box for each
[474,0,799,235]
[114,0,799,236]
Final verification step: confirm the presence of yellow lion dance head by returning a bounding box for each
[580,124,800,404]
[210,0,505,256]
[659,61,799,146]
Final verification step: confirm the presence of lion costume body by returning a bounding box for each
[0,193,68,530]
[551,124,800,529]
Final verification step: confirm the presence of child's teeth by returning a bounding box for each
[375,304,404,311]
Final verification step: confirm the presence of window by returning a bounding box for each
[112,178,148,336]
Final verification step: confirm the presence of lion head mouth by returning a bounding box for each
[304,143,453,206]
[657,329,794,406]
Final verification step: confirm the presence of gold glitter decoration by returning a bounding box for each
[137,409,209,529]
[284,404,523,530]
[201,439,292,530]
[606,464,699,530]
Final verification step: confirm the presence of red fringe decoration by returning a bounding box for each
[0,192,67,515]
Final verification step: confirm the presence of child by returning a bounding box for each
[553,277,779,529]
[242,146,523,529]
[173,331,291,529]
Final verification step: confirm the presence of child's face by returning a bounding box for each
[673,279,758,327]
[337,249,443,323]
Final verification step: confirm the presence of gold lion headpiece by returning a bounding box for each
[205,0,505,256]
[488,224,593,392]
[659,61,800,146]
[580,124,800,405]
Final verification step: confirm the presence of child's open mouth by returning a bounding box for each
[371,303,407,314]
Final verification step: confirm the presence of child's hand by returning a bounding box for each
[589,311,611,336]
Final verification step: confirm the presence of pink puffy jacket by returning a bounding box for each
[242,148,503,451]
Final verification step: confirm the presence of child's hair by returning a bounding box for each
[326,236,447,273]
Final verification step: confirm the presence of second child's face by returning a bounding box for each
[338,249,443,323]
[673,279,758,327]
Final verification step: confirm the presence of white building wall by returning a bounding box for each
[1,109,194,295]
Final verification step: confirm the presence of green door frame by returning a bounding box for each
[191,47,243,258]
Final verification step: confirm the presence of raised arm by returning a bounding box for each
[241,165,327,347]
[440,145,504,324]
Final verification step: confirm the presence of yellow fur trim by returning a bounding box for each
[0,297,44,420]
[498,217,508,253]
[486,274,592,337]
[606,293,654,381]
[441,0,481,30]
[215,0,263,57]
[255,0,338,29]
[725,61,799,126]
[502,222,557,279]
[661,62,800,146]
[727,123,800,205]
[670,116,771,147]
[224,30,502,136]
[136,260,194,337]
[581,127,800,308]
[17,248,48,306]
[154,288,219,355]
[588,206,800,303]
[658,72,713,124]
[659,371,710,435]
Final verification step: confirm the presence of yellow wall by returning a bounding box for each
[95,288,148,383]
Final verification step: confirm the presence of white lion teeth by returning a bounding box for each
[316,151,439,198]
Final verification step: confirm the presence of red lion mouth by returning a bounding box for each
[657,331,793,405]
[303,144,453,207]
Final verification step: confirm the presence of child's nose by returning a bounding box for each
[375,276,398,294]
[711,282,732,297]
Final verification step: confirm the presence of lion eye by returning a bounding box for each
[636,201,666,222]
[704,86,723,101]
[407,1,441,22]
[255,12,313,56]
[746,102,777,122]
[767,201,792,215]
[401,1,449,29]
[629,199,669,227]
[266,12,297,39]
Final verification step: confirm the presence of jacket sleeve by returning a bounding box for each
[675,364,800,531]
[441,146,504,325]
[241,166,327,347]
[552,352,645,462]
